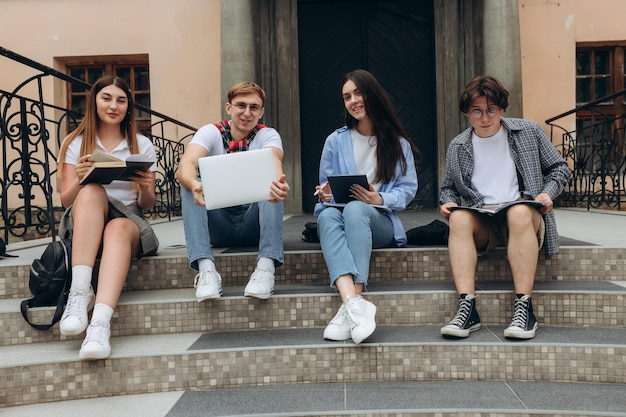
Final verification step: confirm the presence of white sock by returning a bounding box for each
[198,258,217,272]
[91,303,114,325]
[71,265,93,291]
[257,257,275,274]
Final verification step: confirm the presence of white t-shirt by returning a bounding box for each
[189,122,283,156]
[350,129,380,191]
[471,126,520,204]
[62,134,157,205]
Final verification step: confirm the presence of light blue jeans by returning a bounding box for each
[180,184,284,271]
[317,201,394,288]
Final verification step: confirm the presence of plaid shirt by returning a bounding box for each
[440,117,571,255]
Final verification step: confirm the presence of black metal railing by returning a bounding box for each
[546,89,626,210]
[0,46,196,243]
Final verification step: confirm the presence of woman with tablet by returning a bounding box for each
[314,69,420,344]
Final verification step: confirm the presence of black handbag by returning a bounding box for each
[406,219,449,245]
[20,235,72,330]
[301,221,320,243]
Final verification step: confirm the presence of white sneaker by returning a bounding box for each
[344,296,376,344]
[244,268,274,299]
[79,319,111,360]
[60,287,95,336]
[323,303,351,341]
[194,270,222,301]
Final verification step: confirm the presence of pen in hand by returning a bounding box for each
[313,181,328,196]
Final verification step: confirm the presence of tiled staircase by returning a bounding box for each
[1,212,625,416]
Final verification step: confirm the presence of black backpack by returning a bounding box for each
[0,237,18,258]
[20,235,72,330]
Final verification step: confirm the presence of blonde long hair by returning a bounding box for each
[58,76,139,177]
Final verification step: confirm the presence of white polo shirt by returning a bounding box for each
[62,134,157,205]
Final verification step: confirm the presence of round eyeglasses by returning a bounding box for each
[469,107,500,119]
[230,102,263,113]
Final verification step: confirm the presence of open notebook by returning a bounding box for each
[198,148,277,210]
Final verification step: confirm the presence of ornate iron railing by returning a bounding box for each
[0,46,196,243]
[546,89,626,210]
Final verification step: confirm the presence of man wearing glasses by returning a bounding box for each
[178,81,290,301]
[438,75,570,340]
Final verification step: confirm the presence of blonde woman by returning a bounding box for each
[57,76,158,360]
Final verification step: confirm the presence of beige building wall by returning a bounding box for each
[519,0,626,137]
[0,0,221,208]
[0,0,221,130]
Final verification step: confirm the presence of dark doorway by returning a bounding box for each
[297,0,437,213]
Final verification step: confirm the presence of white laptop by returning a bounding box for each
[197,147,277,210]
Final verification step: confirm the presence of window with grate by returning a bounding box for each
[575,44,625,163]
[576,48,612,105]
[576,45,625,107]
[61,55,150,133]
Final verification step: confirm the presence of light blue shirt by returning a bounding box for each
[314,126,418,246]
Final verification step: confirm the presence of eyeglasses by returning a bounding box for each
[469,107,500,119]
[230,102,263,113]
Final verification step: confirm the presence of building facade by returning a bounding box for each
[1,0,625,215]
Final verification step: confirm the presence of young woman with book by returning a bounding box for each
[56,76,159,360]
[314,69,420,344]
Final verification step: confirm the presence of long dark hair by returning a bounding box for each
[58,76,138,176]
[342,69,421,183]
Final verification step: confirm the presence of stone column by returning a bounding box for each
[257,0,302,214]
[434,0,484,189]
[220,0,258,119]
[483,0,523,118]
[221,0,302,213]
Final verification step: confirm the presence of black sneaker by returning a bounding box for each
[504,294,538,339]
[441,294,482,337]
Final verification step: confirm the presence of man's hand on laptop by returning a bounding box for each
[269,174,290,203]
[192,180,206,207]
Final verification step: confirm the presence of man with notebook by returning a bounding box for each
[177,81,290,301]
[439,76,570,340]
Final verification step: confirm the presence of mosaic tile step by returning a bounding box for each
[2,281,625,346]
[2,326,625,408]
[2,246,625,300]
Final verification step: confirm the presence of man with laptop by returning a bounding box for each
[177,81,290,301]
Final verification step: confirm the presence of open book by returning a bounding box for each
[80,149,154,185]
[448,200,548,216]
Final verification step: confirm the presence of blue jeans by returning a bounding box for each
[180,184,284,271]
[317,201,394,287]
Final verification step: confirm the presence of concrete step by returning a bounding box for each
[3,380,626,417]
[2,325,625,408]
[3,281,625,346]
